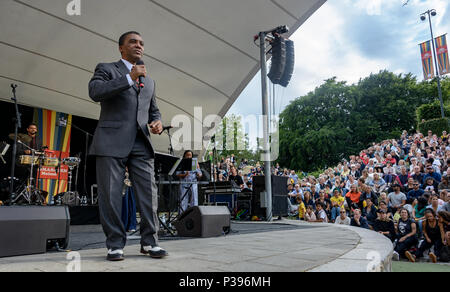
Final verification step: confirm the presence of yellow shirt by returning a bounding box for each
[298,202,306,219]
[330,196,345,208]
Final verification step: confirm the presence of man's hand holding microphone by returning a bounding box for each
[130,61,163,135]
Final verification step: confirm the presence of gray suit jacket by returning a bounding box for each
[88,60,161,158]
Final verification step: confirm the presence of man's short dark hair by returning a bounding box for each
[119,31,141,46]
[28,122,37,128]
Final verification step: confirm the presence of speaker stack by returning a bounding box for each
[251,176,288,218]
[267,36,295,87]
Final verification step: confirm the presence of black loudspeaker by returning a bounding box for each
[0,206,70,258]
[267,36,286,84]
[252,176,288,218]
[279,39,295,87]
[174,206,230,238]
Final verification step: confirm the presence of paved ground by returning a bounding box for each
[0,220,392,272]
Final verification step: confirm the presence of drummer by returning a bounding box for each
[17,123,43,156]
[13,123,44,181]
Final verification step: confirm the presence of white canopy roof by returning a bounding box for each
[0,0,325,154]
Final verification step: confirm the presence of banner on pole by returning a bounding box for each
[420,40,435,80]
[435,34,449,76]
[33,109,72,199]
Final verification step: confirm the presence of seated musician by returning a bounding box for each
[17,123,43,156]
[14,123,44,180]
[176,150,202,213]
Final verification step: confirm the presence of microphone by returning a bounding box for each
[136,59,145,88]
[159,125,173,135]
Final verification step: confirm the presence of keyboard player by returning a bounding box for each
[176,150,202,213]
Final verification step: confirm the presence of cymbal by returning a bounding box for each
[9,133,32,144]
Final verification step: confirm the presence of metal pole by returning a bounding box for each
[426,10,445,119]
[259,32,273,221]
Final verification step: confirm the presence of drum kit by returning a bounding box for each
[5,133,81,206]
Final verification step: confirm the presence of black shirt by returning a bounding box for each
[228,175,243,186]
[397,218,416,237]
[373,219,396,238]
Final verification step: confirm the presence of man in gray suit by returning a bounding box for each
[89,31,167,261]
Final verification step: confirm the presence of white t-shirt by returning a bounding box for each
[335,216,351,225]
[317,209,328,223]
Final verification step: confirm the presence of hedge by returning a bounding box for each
[418,118,450,135]
[416,101,450,123]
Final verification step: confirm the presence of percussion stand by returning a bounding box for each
[11,141,39,205]
[65,164,79,205]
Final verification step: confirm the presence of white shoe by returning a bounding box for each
[392,251,400,261]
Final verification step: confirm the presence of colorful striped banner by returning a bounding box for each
[420,40,435,80]
[435,34,449,76]
[33,109,72,200]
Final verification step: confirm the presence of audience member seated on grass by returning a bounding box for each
[378,200,393,220]
[373,209,396,242]
[411,166,424,188]
[387,184,407,215]
[305,205,317,222]
[369,173,387,194]
[413,209,443,263]
[423,177,438,194]
[413,196,428,222]
[330,189,345,222]
[423,165,442,185]
[362,197,378,228]
[314,202,328,223]
[316,191,331,219]
[303,191,315,211]
[438,175,450,191]
[437,211,450,248]
[335,209,351,225]
[393,208,418,263]
[404,177,416,194]
[407,180,424,201]
[350,209,369,229]
[345,185,362,211]
[297,196,306,221]
[427,194,443,214]
[443,193,450,212]
[403,197,415,219]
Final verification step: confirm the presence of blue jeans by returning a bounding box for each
[331,207,341,221]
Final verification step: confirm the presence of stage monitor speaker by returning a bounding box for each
[174,206,230,238]
[252,176,288,218]
[0,206,70,258]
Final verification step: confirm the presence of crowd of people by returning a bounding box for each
[213,130,450,263]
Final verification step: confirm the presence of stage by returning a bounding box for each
[0,220,393,272]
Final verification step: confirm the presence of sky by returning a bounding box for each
[228,0,450,119]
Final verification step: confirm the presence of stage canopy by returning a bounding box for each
[0,0,326,154]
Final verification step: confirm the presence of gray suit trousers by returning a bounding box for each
[96,130,159,250]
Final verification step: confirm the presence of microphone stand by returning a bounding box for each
[9,84,20,204]
[57,119,93,200]
[161,127,174,156]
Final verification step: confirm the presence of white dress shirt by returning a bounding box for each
[121,59,135,86]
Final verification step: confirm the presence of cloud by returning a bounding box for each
[229,0,450,120]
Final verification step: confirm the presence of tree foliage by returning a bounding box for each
[279,70,449,172]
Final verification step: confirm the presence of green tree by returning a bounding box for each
[279,71,448,172]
